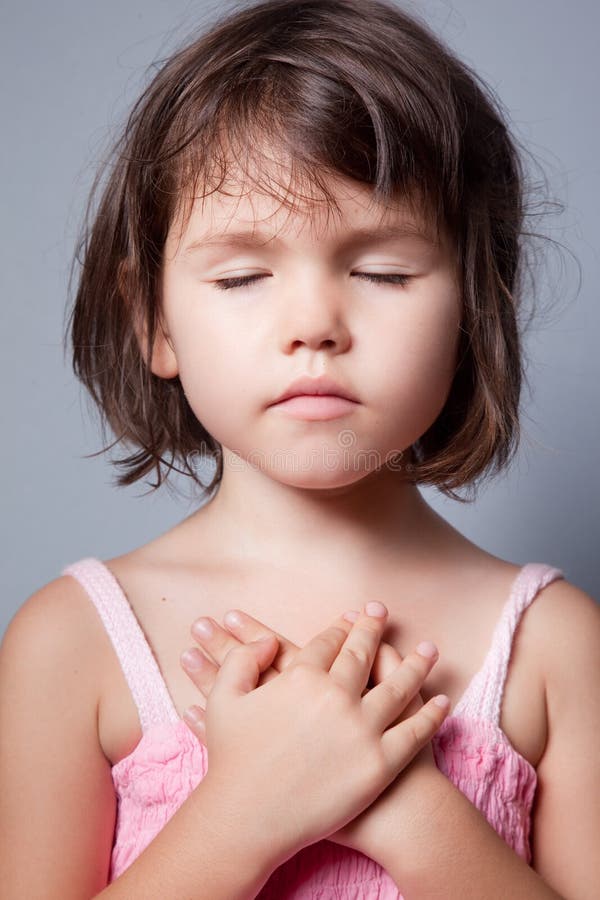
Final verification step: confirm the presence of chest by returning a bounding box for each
[97,561,547,770]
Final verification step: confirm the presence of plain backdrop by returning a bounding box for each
[1,0,599,636]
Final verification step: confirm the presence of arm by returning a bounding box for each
[98,776,276,899]
[0,578,277,900]
[372,580,600,899]
[376,766,564,898]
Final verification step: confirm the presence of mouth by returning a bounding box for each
[269,394,359,421]
[269,374,359,407]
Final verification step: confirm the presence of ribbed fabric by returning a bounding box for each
[451,563,564,724]
[61,558,179,732]
[61,557,564,895]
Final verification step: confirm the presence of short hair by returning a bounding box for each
[66,0,561,503]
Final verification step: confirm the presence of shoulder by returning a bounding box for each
[0,572,109,711]
[520,574,600,688]
[3,571,98,646]
[522,574,600,759]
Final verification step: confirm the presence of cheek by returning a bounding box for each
[409,309,461,384]
[371,291,461,431]
[180,351,250,442]
[377,279,460,369]
[168,310,253,439]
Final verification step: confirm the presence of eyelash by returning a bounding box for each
[212,273,412,291]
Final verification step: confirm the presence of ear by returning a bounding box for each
[117,259,179,379]
[145,317,179,380]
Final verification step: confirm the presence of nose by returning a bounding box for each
[278,276,352,355]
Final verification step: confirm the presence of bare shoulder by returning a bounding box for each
[535,577,600,712]
[518,575,600,682]
[0,572,112,754]
[496,568,600,706]
[2,572,110,685]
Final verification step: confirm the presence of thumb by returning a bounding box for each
[214,634,279,700]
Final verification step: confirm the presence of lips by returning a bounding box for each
[270,374,358,406]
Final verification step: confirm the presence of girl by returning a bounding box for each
[1,0,598,897]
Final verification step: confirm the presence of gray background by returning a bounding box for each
[2,0,598,636]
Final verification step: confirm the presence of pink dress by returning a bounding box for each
[61,557,564,896]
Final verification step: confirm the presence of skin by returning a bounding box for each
[145,154,465,597]
[181,602,450,863]
[103,154,545,777]
[140,157,474,863]
[179,601,447,858]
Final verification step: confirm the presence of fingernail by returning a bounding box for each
[433,694,450,709]
[192,618,214,638]
[416,640,438,659]
[183,706,203,726]
[224,610,243,628]
[181,648,205,669]
[365,601,387,618]
[343,610,360,622]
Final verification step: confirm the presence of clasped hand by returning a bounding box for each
[180,603,450,863]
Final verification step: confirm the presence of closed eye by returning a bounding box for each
[212,273,412,290]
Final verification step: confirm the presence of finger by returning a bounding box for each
[208,606,405,691]
[182,703,206,742]
[290,621,354,671]
[369,643,424,721]
[381,693,450,775]
[180,646,219,698]
[222,608,360,672]
[190,616,258,668]
[370,640,404,685]
[328,602,388,695]
[363,642,440,732]
[212,635,280,701]
[221,609,301,671]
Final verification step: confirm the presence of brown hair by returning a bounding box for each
[65,0,564,503]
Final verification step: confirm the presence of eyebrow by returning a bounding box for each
[182,223,437,255]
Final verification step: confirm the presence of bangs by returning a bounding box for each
[140,12,459,249]
[170,122,444,250]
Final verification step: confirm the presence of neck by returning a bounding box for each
[182,446,464,586]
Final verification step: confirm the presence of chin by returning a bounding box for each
[265,463,381,492]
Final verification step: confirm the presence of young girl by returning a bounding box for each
[1,0,598,897]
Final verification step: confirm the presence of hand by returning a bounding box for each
[180,605,450,861]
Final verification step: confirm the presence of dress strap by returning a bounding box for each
[61,557,180,732]
[453,563,565,724]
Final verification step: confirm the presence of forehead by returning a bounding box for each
[167,150,443,255]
